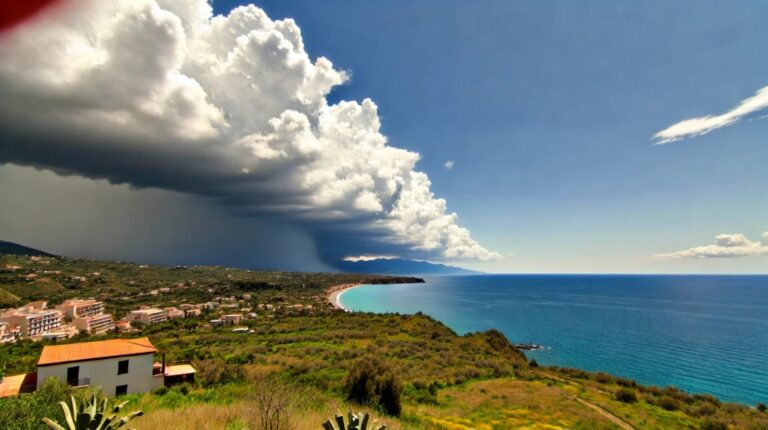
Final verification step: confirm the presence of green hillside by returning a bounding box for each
[1,254,767,429]
[0,241,53,257]
[0,285,21,307]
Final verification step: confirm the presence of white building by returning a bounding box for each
[39,324,79,341]
[35,337,195,396]
[183,308,201,318]
[0,301,62,337]
[125,308,167,325]
[0,321,19,344]
[55,299,105,319]
[164,307,185,319]
[56,299,114,334]
[73,313,115,334]
[222,314,243,326]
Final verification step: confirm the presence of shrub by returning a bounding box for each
[758,403,767,413]
[344,357,403,417]
[0,377,72,430]
[615,388,637,403]
[616,378,637,388]
[687,402,717,417]
[379,375,402,416]
[529,359,539,368]
[192,359,245,386]
[699,419,728,430]
[594,372,612,383]
[428,381,439,396]
[694,393,721,407]
[249,375,295,430]
[658,396,683,411]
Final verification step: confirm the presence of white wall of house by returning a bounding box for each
[36,353,164,395]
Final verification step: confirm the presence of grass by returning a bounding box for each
[0,285,21,307]
[129,384,404,430]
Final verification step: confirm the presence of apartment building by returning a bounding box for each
[178,304,202,317]
[0,321,19,344]
[183,308,201,318]
[125,308,167,325]
[164,307,185,319]
[0,301,63,337]
[73,313,115,334]
[56,299,115,335]
[222,314,243,326]
[56,299,105,319]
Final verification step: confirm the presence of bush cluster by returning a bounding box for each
[193,359,246,386]
[615,388,638,403]
[343,357,403,416]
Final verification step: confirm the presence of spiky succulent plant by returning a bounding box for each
[322,411,386,430]
[41,394,143,430]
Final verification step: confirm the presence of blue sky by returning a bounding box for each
[206,1,768,272]
[0,0,765,273]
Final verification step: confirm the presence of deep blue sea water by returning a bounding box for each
[339,275,768,405]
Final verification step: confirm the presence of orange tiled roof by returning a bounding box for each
[37,337,156,366]
[0,372,36,398]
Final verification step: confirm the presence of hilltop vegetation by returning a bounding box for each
[1,254,768,429]
[0,241,53,258]
[0,254,420,317]
[0,286,20,307]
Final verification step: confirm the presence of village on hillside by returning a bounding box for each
[0,255,337,399]
[0,254,414,401]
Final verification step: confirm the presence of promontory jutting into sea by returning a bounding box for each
[340,274,768,405]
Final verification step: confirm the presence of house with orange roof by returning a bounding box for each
[30,337,194,397]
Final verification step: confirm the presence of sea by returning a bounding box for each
[338,274,768,405]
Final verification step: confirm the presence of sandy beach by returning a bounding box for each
[327,283,363,310]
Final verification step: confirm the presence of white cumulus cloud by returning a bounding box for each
[654,232,768,259]
[0,0,499,262]
[653,86,768,144]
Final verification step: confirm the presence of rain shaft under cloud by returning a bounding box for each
[0,0,498,265]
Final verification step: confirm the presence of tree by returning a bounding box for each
[343,358,402,417]
[249,374,295,430]
[615,388,637,403]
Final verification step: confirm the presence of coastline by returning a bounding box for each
[326,283,363,311]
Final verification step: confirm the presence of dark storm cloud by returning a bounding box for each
[0,0,498,264]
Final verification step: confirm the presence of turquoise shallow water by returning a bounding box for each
[339,274,768,405]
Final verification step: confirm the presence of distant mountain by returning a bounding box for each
[0,240,54,257]
[333,258,480,276]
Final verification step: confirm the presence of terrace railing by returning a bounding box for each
[67,377,91,387]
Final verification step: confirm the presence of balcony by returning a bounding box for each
[67,377,91,387]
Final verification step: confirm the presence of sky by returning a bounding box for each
[0,0,766,273]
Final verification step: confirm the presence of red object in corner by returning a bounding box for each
[0,0,61,32]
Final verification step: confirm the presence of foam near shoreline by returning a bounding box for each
[327,283,364,311]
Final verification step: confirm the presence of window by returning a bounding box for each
[66,366,80,385]
[115,384,128,396]
[117,360,129,375]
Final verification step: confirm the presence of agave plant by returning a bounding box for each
[322,412,386,430]
[41,394,143,430]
